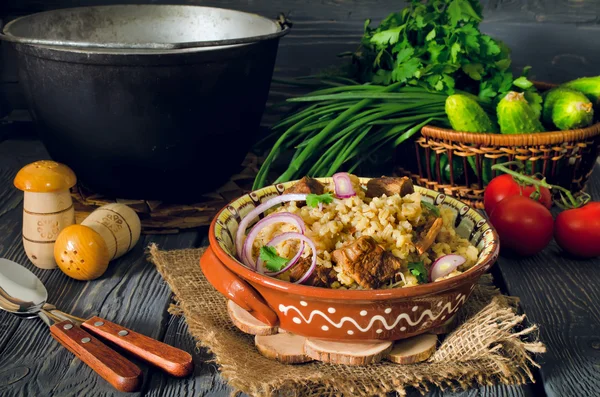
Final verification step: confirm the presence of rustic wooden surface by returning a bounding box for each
[0,139,544,397]
[1,0,600,396]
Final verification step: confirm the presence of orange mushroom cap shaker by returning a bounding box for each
[13,160,77,269]
[54,203,142,281]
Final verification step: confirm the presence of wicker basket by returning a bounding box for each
[396,83,600,209]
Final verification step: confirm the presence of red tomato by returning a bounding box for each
[555,202,600,258]
[484,174,552,215]
[489,195,554,256]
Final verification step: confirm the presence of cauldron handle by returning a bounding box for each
[200,246,279,327]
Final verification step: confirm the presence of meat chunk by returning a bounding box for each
[414,217,444,254]
[366,176,414,198]
[283,176,325,195]
[289,257,337,287]
[331,236,403,289]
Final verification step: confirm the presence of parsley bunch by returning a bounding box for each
[353,0,513,102]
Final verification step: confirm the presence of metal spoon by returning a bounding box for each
[0,259,194,382]
[0,258,46,312]
[0,259,83,324]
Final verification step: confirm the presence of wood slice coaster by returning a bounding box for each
[228,300,440,366]
[70,153,261,234]
[387,334,438,364]
[255,333,312,364]
[304,339,393,365]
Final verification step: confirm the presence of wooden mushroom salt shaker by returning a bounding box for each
[54,203,141,280]
[13,160,77,269]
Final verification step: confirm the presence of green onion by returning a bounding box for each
[287,92,448,102]
[253,82,461,189]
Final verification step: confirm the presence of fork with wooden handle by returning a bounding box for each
[44,305,194,378]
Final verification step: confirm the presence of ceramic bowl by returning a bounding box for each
[200,177,500,341]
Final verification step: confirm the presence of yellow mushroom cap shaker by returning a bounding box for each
[53,204,141,281]
[13,160,77,269]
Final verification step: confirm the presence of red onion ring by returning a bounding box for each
[241,213,305,270]
[332,172,357,199]
[256,232,317,284]
[235,193,307,261]
[429,254,466,281]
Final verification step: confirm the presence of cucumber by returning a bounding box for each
[542,88,594,130]
[561,76,600,106]
[542,88,565,121]
[445,94,499,133]
[443,94,496,184]
[497,91,545,134]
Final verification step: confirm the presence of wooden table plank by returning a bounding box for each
[0,1,596,394]
[0,230,203,397]
[0,139,58,359]
[0,140,84,396]
[49,232,202,397]
[0,209,33,354]
[0,138,540,396]
[145,315,233,397]
[145,226,234,397]
[0,139,206,396]
[492,166,600,397]
[425,385,537,397]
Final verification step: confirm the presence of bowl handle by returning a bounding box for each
[200,246,279,327]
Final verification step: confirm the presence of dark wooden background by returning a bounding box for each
[2,0,600,123]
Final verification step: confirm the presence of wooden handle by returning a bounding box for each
[200,246,279,327]
[81,316,193,377]
[50,320,142,392]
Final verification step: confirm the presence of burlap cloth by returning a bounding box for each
[148,244,546,397]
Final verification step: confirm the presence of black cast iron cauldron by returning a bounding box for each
[1,5,291,202]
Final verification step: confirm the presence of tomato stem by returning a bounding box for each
[491,161,590,209]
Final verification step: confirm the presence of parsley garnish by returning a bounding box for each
[306,193,334,208]
[512,69,542,118]
[524,91,543,119]
[408,262,429,284]
[259,246,289,272]
[421,200,440,217]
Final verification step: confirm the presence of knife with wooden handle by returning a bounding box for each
[50,320,143,392]
[81,316,194,377]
